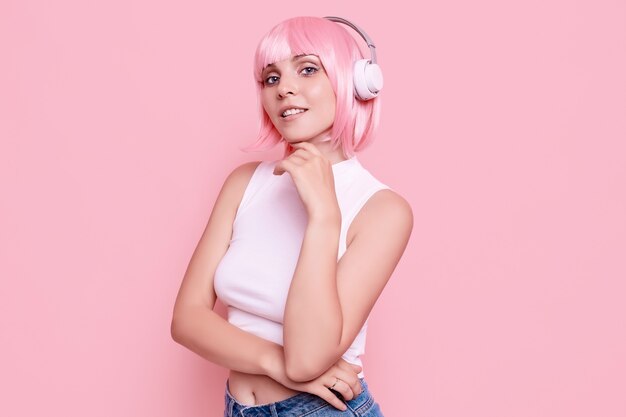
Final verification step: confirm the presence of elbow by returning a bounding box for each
[170,318,181,343]
[170,305,211,345]
[285,364,314,383]
[170,312,187,344]
[284,354,322,382]
[283,339,339,382]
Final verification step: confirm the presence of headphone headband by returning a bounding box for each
[323,16,378,64]
[323,16,383,100]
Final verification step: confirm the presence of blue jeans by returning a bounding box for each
[224,377,385,416]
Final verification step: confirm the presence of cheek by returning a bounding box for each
[323,84,337,112]
[323,90,337,120]
[311,84,337,111]
[260,101,269,115]
[260,92,274,113]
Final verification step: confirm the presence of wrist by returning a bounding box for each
[260,344,285,380]
[308,206,341,227]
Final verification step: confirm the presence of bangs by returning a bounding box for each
[253,18,338,83]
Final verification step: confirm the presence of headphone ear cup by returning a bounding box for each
[365,63,383,94]
[354,59,383,100]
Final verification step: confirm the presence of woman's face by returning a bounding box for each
[260,54,336,144]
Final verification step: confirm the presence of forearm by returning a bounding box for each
[283,214,343,380]
[171,306,283,377]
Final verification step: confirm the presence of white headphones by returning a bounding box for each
[324,16,384,101]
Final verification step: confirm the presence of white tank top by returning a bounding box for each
[213,155,391,378]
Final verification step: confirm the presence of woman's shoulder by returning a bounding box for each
[352,187,413,240]
[345,186,413,264]
[218,160,265,202]
[366,188,413,224]
[342,158,413,229]
[227,160,264,179]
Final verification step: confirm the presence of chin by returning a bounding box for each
[281,136,311,144]
[281,131,331,145]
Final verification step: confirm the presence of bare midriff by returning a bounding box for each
[228,369,303,405]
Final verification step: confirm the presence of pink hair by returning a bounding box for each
[239,16,382,159]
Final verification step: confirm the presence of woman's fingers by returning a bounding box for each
[330,379,355,401]
[312,385,348,412]
[295,361,363,411]
[335,362,363,399]
[290,148,311,161]
[336,358,362,373]
[334,359,363,383]
[273,157,300,175]
[328,368,362,400]
[291,141,323,156]
[273,150,311,175]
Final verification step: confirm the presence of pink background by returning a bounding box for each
[1,0,625,416]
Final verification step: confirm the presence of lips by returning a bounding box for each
[278,106,308,118]
[281,110,308,122]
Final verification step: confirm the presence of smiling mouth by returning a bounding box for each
[281,109,308,118]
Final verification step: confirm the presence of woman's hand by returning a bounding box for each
[269,356,363,411]
[286,358,363,411]
[273,142,340,221]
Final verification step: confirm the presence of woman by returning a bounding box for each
[171,16,413,416]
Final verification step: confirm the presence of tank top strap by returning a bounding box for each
[338,172,393,258]
[234,160,275,224]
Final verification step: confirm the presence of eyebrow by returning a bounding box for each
[262,54,319,73]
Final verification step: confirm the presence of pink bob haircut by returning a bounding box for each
[240,16,382,159]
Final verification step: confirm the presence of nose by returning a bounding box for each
[277,74,298,98]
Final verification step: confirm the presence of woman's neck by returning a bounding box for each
[287,137,347,165]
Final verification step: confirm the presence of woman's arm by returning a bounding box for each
[283,188,414,382]
[276,143,414,382]
[172,305,284,376]
[172,305,363,413]
[170,159,365,411]
[171,160,280,375]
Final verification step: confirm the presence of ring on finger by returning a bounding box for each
[330,377,341,390]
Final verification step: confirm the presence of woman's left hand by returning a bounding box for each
[266,353,363,412]
[273,142,340,221]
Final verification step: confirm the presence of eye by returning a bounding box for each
[264,75,279,86]
[301,66,318,75]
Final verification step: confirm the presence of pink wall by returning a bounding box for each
[1,1,625,416]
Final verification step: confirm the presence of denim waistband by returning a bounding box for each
[224,377,375,416]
